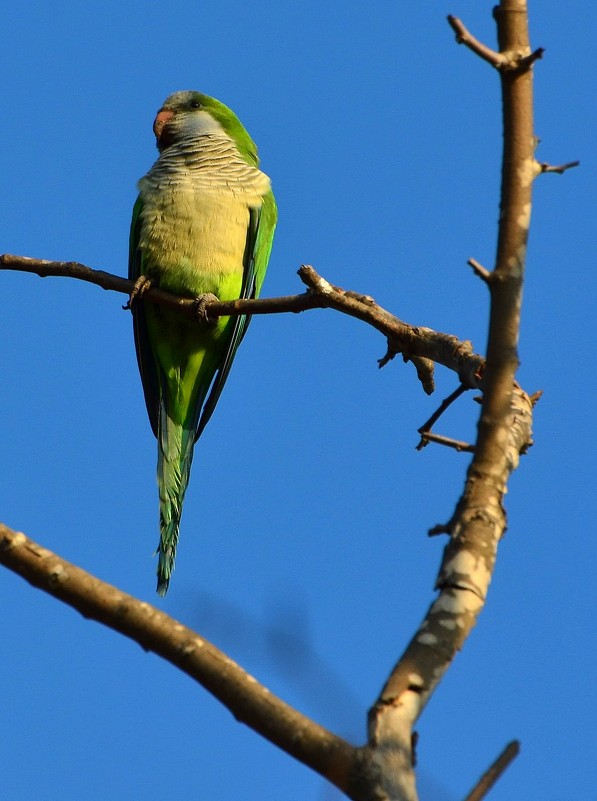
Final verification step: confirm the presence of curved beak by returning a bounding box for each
[153,109,175,143]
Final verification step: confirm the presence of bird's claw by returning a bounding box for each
[193,292,219,325]
[123,276,152,310]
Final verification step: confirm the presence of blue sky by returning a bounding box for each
[2,2,595,800]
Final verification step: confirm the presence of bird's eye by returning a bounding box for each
[190,100,201,109]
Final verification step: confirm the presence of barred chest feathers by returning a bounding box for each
[137,132,271,293]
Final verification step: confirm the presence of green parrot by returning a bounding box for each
[128,91,276,595]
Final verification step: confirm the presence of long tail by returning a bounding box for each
[156,404,196,596]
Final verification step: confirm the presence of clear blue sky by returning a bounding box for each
[2,2,595,800]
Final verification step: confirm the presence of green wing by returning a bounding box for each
[194,188,277,439]
[129,195,161,437]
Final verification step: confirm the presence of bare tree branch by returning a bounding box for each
[538,159,580,174]
[0,253,484,393]
[463,740,520,801]
[447,14,505,68]
[447,13,543,72]
[417,431,475,453]
[0,524,358,796]
[416,384,469,451]
[467,258,492,283]
[1,4,569,800]
[363,5,537,797]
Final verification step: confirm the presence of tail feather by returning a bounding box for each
[156,404,196,596]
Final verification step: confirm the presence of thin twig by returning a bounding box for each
[448,13,544,74]
[416,384,469,451]
[517,47,545,70]
[447,15,505,68]
[468,258,492,283]
[417,432,474,453]
[463,740,520,801]
[538,159,580,174]
[427,522,451,538]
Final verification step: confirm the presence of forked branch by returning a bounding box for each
[0,253,484,393]
[362,4,539,798]
[0,3,572,800]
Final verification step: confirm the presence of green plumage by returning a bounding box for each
[129,91,276,595]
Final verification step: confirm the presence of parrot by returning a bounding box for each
[128,91,276,596]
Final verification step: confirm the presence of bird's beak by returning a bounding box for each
[153,109,175,143]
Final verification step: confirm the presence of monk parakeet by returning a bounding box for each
[129,91,276,595]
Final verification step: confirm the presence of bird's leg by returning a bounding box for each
[122,275,153,310]
[192,292,219,326]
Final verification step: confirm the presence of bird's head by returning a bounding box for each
[152,90,259,166]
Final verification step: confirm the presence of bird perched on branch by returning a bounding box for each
[128,91,276,595]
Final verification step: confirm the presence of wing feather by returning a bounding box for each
[195,189,277,440]
[129,195,160,437]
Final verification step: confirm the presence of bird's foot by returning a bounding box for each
[193,292,219,326]
[123,275,152,310]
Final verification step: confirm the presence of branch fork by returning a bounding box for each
[1,3,564,799]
